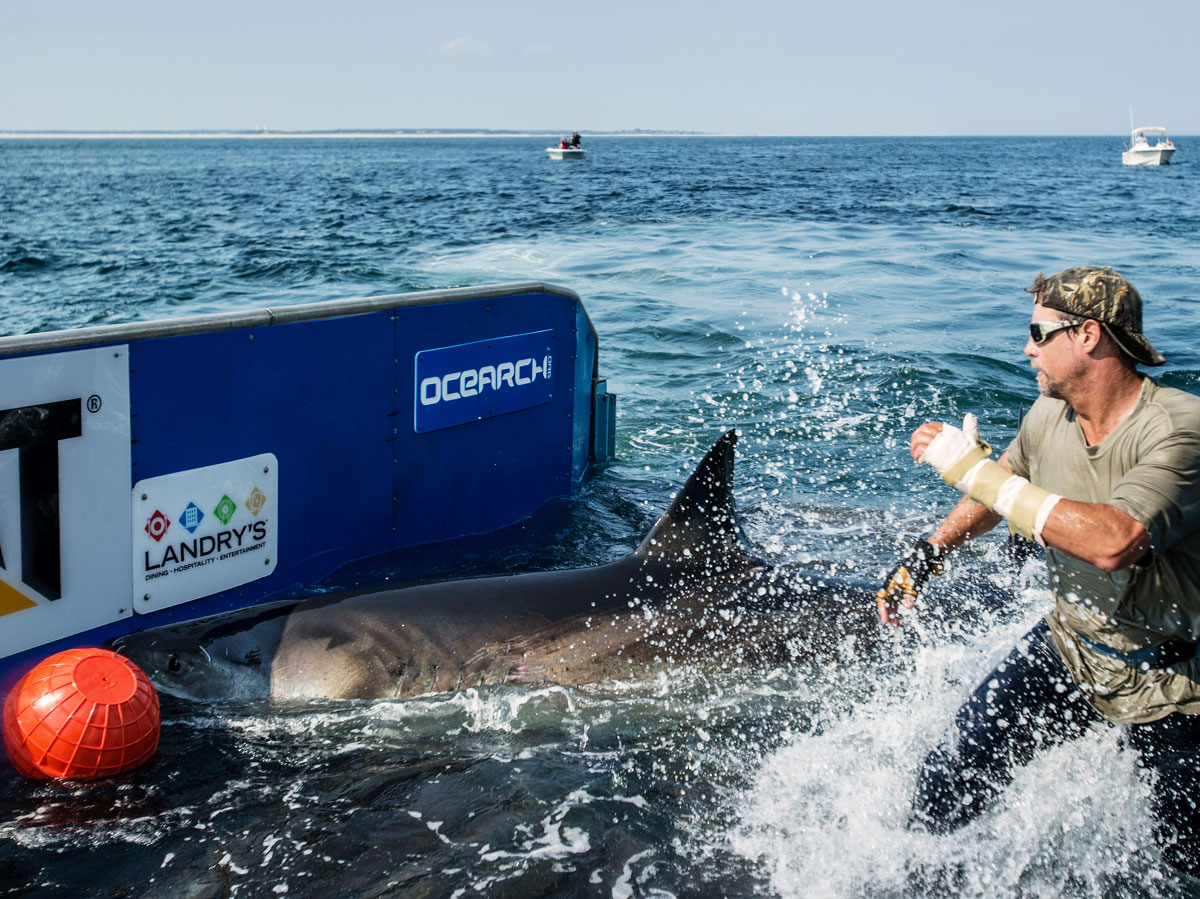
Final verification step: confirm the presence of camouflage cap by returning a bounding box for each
[1025,265,1165,366]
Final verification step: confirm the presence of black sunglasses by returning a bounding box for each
[1029,319,1084,344]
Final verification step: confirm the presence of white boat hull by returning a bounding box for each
[546,147,586,159]
[1122,146,1174,166]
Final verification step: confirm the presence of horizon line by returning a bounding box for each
[0,129,1182,140]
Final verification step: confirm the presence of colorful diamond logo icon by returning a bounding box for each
[245,487,267,517]
[214,494,237,526]
[179,502,204,534]
[145,510,170,542]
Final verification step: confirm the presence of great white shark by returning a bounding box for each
[113,431,886,701]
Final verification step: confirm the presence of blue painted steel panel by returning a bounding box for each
[392,293,581,548]
[572,303,600,483]
[129,310,398,603]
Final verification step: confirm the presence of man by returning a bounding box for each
[877,266,1200,872]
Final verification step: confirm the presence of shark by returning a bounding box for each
[112,431,884,701]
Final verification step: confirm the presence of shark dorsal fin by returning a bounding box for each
[636,430,763,569]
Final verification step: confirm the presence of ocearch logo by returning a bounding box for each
[414,329,556,434]
[419,354,552,406]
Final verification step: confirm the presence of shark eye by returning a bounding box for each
[167,656,183,674]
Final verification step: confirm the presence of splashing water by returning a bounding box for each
[728,596,1179,898]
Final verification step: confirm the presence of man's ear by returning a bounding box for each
[1077,318,1104,353]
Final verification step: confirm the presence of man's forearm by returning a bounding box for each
[929,493,1004,552]
[1039,499,1150,571]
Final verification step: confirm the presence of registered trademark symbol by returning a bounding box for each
[87,395,102,413]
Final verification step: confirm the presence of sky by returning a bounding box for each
[2,0,1197,135]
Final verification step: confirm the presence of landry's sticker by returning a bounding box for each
[132,454,278,612]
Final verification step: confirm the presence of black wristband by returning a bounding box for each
[903,538,945,590]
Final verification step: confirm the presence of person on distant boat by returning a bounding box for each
[560,138,569,149]
[876,266,1200,875]
[570,131,582,148]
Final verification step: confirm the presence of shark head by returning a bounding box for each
[113,603,294,700]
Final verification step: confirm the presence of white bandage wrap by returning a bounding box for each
[919,414,1062,545]
[1030,491,1061,545]
[951,458,989,493]
[919,414,984,476]
[965,461,1062,544]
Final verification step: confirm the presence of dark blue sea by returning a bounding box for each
[1,136,1199,898]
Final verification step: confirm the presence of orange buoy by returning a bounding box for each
[3,648,160,780]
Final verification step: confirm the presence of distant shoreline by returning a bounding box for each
[0,131,1178,141]
[0,131,721,141]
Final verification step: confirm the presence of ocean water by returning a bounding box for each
[1,135,1199,897]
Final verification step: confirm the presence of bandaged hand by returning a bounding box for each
[876,538,945,627]
[917,415,1061,545]
[917,414,988,486]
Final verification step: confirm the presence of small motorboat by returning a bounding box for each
[1122,126,1176,166]
[547,132,586,159]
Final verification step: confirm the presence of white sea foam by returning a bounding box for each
[728,595,1167,897]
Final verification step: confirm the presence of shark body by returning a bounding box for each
[113,432,881,701]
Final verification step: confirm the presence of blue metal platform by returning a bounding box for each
[0,282,615,693]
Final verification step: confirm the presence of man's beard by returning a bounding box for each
[1036,370,1066,400]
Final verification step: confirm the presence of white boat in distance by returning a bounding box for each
[547,132,586,159]
[1122,126,1176,166]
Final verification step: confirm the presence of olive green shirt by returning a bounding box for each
[1007,378,1200,724]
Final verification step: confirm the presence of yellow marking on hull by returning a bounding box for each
[0,580,38,616]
